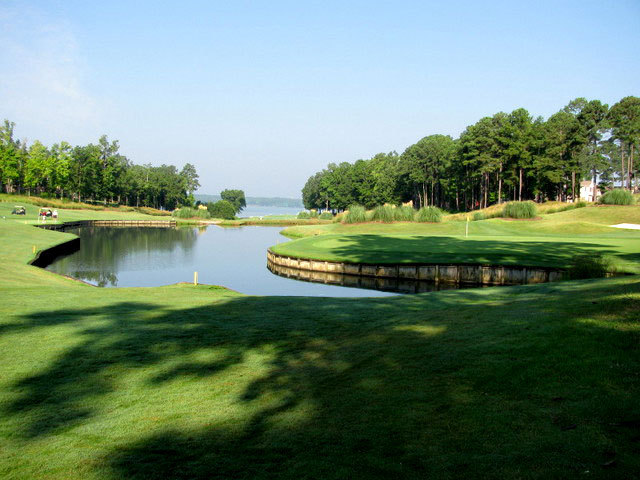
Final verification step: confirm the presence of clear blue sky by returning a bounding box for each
[1,0,638,197]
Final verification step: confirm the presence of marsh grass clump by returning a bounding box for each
[503,201,537,219]
[371,205,396,223]
[135,206,171,216]
[297,211,310,219]
[309,210,319,218]
[567,253,614,279]
[394,205,415,222]
[172,207,210,219]
[600,189,634,205]
[333,211,345,223]
[342,205,367,224]
[319,211,333,220]
[415,206,443,223]
[473,212,485,221]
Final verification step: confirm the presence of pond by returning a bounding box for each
[45,225,405,297]
[239,205,302,218]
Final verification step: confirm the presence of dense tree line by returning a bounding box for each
[0,121,200,210]
[303,96,640,211]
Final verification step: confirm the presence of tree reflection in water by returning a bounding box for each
[46,227,198,287]
[45,226,397,296]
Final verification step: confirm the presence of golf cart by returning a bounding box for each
[11,206,26,215]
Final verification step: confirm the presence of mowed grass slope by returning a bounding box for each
[274,206,640,273]
[0,201,639,478]
[0,200,172,288]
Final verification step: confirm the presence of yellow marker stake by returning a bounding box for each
[33,245,36,253]
[194,271,198,285]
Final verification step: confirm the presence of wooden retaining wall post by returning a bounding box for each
[266,249,565,287]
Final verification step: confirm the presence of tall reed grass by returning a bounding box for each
[415,206,443,223]
[371,205,396,223]
[502,201,537,219]
[172,207,210,219]
[342,205,367,223]
[600,189,634,205]
[394,205,415,221]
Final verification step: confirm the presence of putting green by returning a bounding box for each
[273,206,640,273]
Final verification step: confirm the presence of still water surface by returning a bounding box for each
[239,205,302,218]
[45,226,396,297]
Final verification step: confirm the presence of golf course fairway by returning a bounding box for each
[0,199,639,479]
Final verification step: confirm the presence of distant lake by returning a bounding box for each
[239,205,302,217]
[45,226,396,297]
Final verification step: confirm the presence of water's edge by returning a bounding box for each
[30,237,81,268]
[31,220,176,268]
[267,249,566,286]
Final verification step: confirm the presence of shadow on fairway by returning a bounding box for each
[324,234,622,267]
[2,279,640,478]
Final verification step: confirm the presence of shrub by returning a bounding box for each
[319,211,333,220]
[394,205,415,222]
[371,205,396,223]
[502,201,537,219]
[309,210,319,218]
[342,205,367,224]
[567,253,614,279]
[575,201,587,208]
[297,211,310,219]
[207,200,236,220]
[415,206,443,223]
[473,212,485,221]
[600,189,634,205]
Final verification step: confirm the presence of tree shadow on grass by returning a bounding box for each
[324,234,626,268]
[2,279,640,478]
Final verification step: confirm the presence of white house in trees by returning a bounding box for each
[579,180,601,202]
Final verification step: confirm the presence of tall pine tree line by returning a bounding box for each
[303,97,640,211]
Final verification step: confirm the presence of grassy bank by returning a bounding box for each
[0,200,639,478]
[274,206,640,274]
[0,193,169,216]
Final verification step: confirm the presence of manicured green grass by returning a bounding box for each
[272,233,640,272]
[0,202,639,478]
[276,206,640,273]
[0,193,171,216]
[0,200,166,225]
